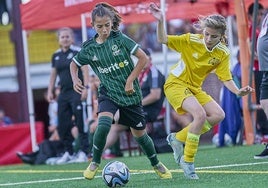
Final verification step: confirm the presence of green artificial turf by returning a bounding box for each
[0,144,268,188]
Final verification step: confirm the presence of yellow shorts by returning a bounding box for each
[164,74,213,114]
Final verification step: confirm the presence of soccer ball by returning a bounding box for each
[102,161,130,187]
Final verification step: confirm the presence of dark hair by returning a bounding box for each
[91,2,122,30]
[248,3,263,16]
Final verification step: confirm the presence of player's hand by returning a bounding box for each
[149,3,163,21]
[73,78,84,94]
[46,91,54,103]
[125,81,135,95]
[237,85,254,96]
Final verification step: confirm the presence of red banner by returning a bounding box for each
[20,0,152,30]
[0,122,44,165]
[20,0,268,30]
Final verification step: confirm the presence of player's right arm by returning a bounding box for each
[70,61,84,94]
[47,68,57,102]
[149,3,167,44]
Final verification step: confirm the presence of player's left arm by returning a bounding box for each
[125,48,148,95]
[223,80,254,96]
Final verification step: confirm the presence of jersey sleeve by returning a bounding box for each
[167,34,189,52]
[121,33,140,55]
[72,47,90,67]
[215,53,233,81]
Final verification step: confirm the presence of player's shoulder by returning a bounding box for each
[52,48,62,57]
[110,30,122,38]
[189,33,203,44]
[216,43,230,55]
[54,48,61,54]
[81,37,95,48]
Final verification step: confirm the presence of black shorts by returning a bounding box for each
[260,72,268,100]
[98,94,146,130]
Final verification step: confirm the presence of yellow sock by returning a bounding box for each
[184,132,200,163]
[175,124,190,142]
[175,120,212,142]
[201,120,213,134]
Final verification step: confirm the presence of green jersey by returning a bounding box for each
[73,30,142,106]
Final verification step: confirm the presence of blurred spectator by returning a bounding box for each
[16,125,79,165]
[46,27,90,164]
[0,107,12,126]
[47,85,61,141]
[217,51,243,147]
[254,11,268,159]
[247,3,268,137]
[141,23,162,51]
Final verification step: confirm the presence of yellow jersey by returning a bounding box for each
[167,33,232,88]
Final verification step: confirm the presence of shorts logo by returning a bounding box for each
[135,122,143,127]
[184,88,192,95]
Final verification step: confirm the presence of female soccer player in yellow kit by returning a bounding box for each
[149,3,254,179]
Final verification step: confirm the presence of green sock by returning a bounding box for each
[134,133,159,166]
[92,116,113,164]
[88,132,94,153]
[110,139,121,156]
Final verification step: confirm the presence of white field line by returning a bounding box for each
[1,161,268,186]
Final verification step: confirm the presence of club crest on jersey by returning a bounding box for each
[67,52,74,59]
[208,57,220,65]
[112,45,120,56]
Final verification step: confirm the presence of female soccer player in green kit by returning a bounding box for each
[70,2,172,180]
[149,2,254,179]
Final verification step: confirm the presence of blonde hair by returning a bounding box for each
[193,14,227,44]
[57,27,74,38]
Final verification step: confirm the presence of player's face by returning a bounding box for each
[58,30,73,50]
[203,27,222,50]
[93,15,112,41]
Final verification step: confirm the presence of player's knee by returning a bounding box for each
[212,110,225,123]
[193,109,207,125]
